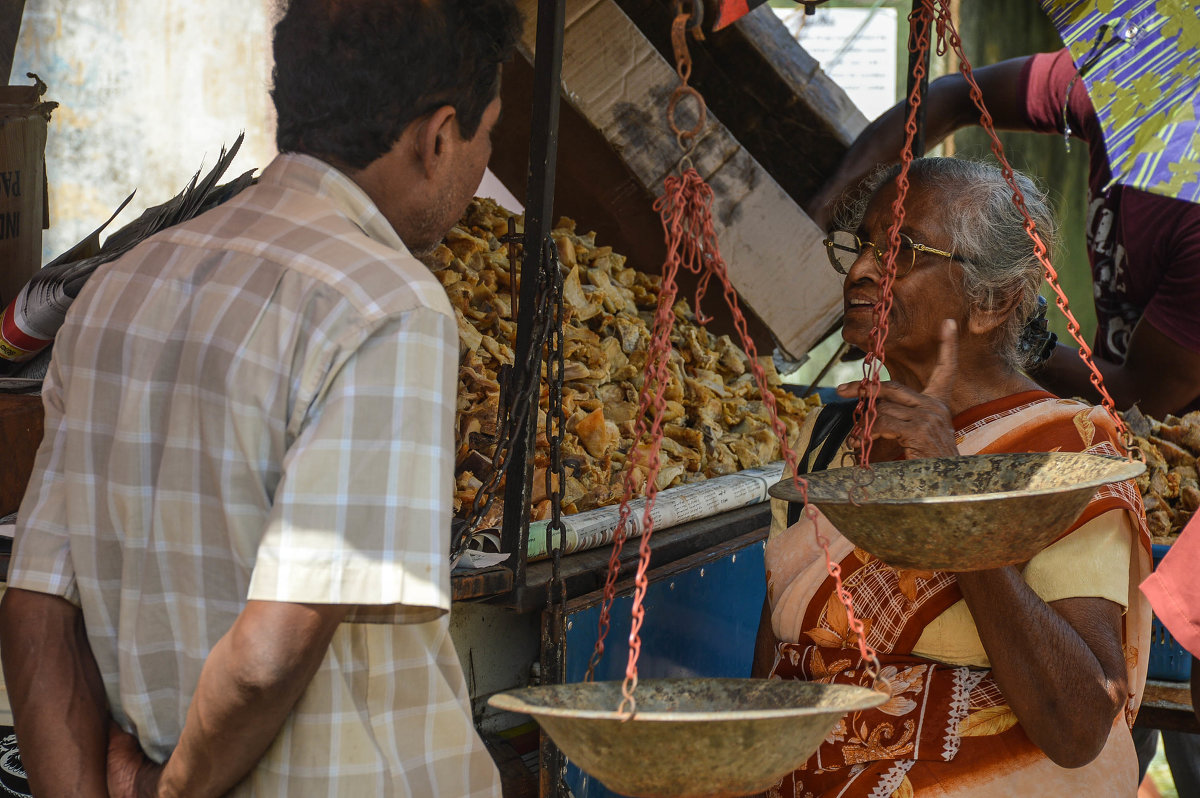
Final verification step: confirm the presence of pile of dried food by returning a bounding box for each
[1122,407,1200,542]
[428,198,818,529]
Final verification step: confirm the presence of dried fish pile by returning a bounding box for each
[1122,407,1200,542]
[428,198,818,529]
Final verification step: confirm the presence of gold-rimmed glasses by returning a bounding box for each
[823,230,965,276]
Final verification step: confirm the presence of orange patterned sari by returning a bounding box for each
[763,392,1151,797]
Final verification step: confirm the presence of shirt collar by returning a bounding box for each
[259,152,409,255]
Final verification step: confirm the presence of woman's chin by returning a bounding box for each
[841,322,870,352]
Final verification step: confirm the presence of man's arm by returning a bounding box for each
[0,587,110,798]
[108,599,349,798]
[1036,319,1200,418]
[806,56,1034,230]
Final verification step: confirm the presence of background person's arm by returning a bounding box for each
[1036,320,1200,417]
[107,599,349,798]
[0,587,109,798]
[806,57,1034,230]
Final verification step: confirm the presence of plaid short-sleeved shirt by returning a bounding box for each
[9,153,501,796]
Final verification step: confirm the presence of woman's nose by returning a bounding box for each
[846,247,879,282]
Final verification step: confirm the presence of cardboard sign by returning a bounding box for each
[0,78,55,308]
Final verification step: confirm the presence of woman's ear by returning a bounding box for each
[967,290,1022,336]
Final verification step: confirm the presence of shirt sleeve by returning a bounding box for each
[1139,202,1200,354]
[1023,509,1132,606]
[7,355,80,604]
[913,510,1132,668]
[1141,515,1200,659]
[247,305,458,623]
[1021,48,1099,145]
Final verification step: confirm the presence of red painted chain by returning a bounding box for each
[587,0,883,711]
[931,2,1134,451]
[850,0,933,472]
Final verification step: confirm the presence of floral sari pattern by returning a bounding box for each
[763,393,1151,797]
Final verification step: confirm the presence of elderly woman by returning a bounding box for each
[756,158,1151,797]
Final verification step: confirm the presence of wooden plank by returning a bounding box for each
[512,0,844,359]
[1143,678,1192,710]
[0,0,24,83]
[452,565,516,602]
[613,1,866,206]
[0,392,42,517]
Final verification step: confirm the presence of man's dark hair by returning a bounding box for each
[271,0,522,170]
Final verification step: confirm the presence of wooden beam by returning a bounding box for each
[505,0,844,359]
[0,0,25,83]
[490,53,783,352]
[613,1,867,205]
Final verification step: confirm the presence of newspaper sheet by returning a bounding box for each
[524,461,785,561]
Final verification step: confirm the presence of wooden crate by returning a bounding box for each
[0,393,43,517]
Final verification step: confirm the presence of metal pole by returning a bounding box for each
[500,0,567,794]
[503,0,567,593]
[905,0,933,157]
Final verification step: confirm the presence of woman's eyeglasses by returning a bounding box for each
[823,229,965,276]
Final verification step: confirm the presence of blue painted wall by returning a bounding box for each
[563,538,767,798]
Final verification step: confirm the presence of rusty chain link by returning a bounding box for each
[450,228,569,563]
[584,0,886,711]
[932,2,1138,458]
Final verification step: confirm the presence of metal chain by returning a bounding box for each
[450,228,564,562]
[544,236,568,605]
[849,0,932,477]
[931,1,1139,459]
[585,4,886,708]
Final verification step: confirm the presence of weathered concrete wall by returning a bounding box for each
[11,0,279,263]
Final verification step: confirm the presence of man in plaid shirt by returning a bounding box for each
[0,1,519,795]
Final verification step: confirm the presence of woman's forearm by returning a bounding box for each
[956,568,1126,767]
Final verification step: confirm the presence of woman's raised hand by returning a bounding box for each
[837,319,961,461]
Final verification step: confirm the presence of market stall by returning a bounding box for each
[443,1,1200,796]
[0,0,1194,796]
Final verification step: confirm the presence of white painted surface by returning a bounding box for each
[11,1,280,264]
[778,6,900,121]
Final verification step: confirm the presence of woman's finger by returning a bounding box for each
[837,379,930,408]
[924,319,959,402]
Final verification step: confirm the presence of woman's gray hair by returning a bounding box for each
[834,157,1058,373]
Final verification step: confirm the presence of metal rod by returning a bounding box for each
[501,0,568,795]
[905,0,933,157]
[801,338,852,399]
[504,0,567,594]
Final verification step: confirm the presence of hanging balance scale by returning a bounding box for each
[491,1,1143,796]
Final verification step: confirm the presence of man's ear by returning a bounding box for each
[968,290,1023,336]
[416,105,459,181]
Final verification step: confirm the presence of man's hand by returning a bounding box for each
[836,319,961,460]
[107,722,163,798]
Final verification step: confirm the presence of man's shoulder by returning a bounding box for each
[154,161,454,322]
